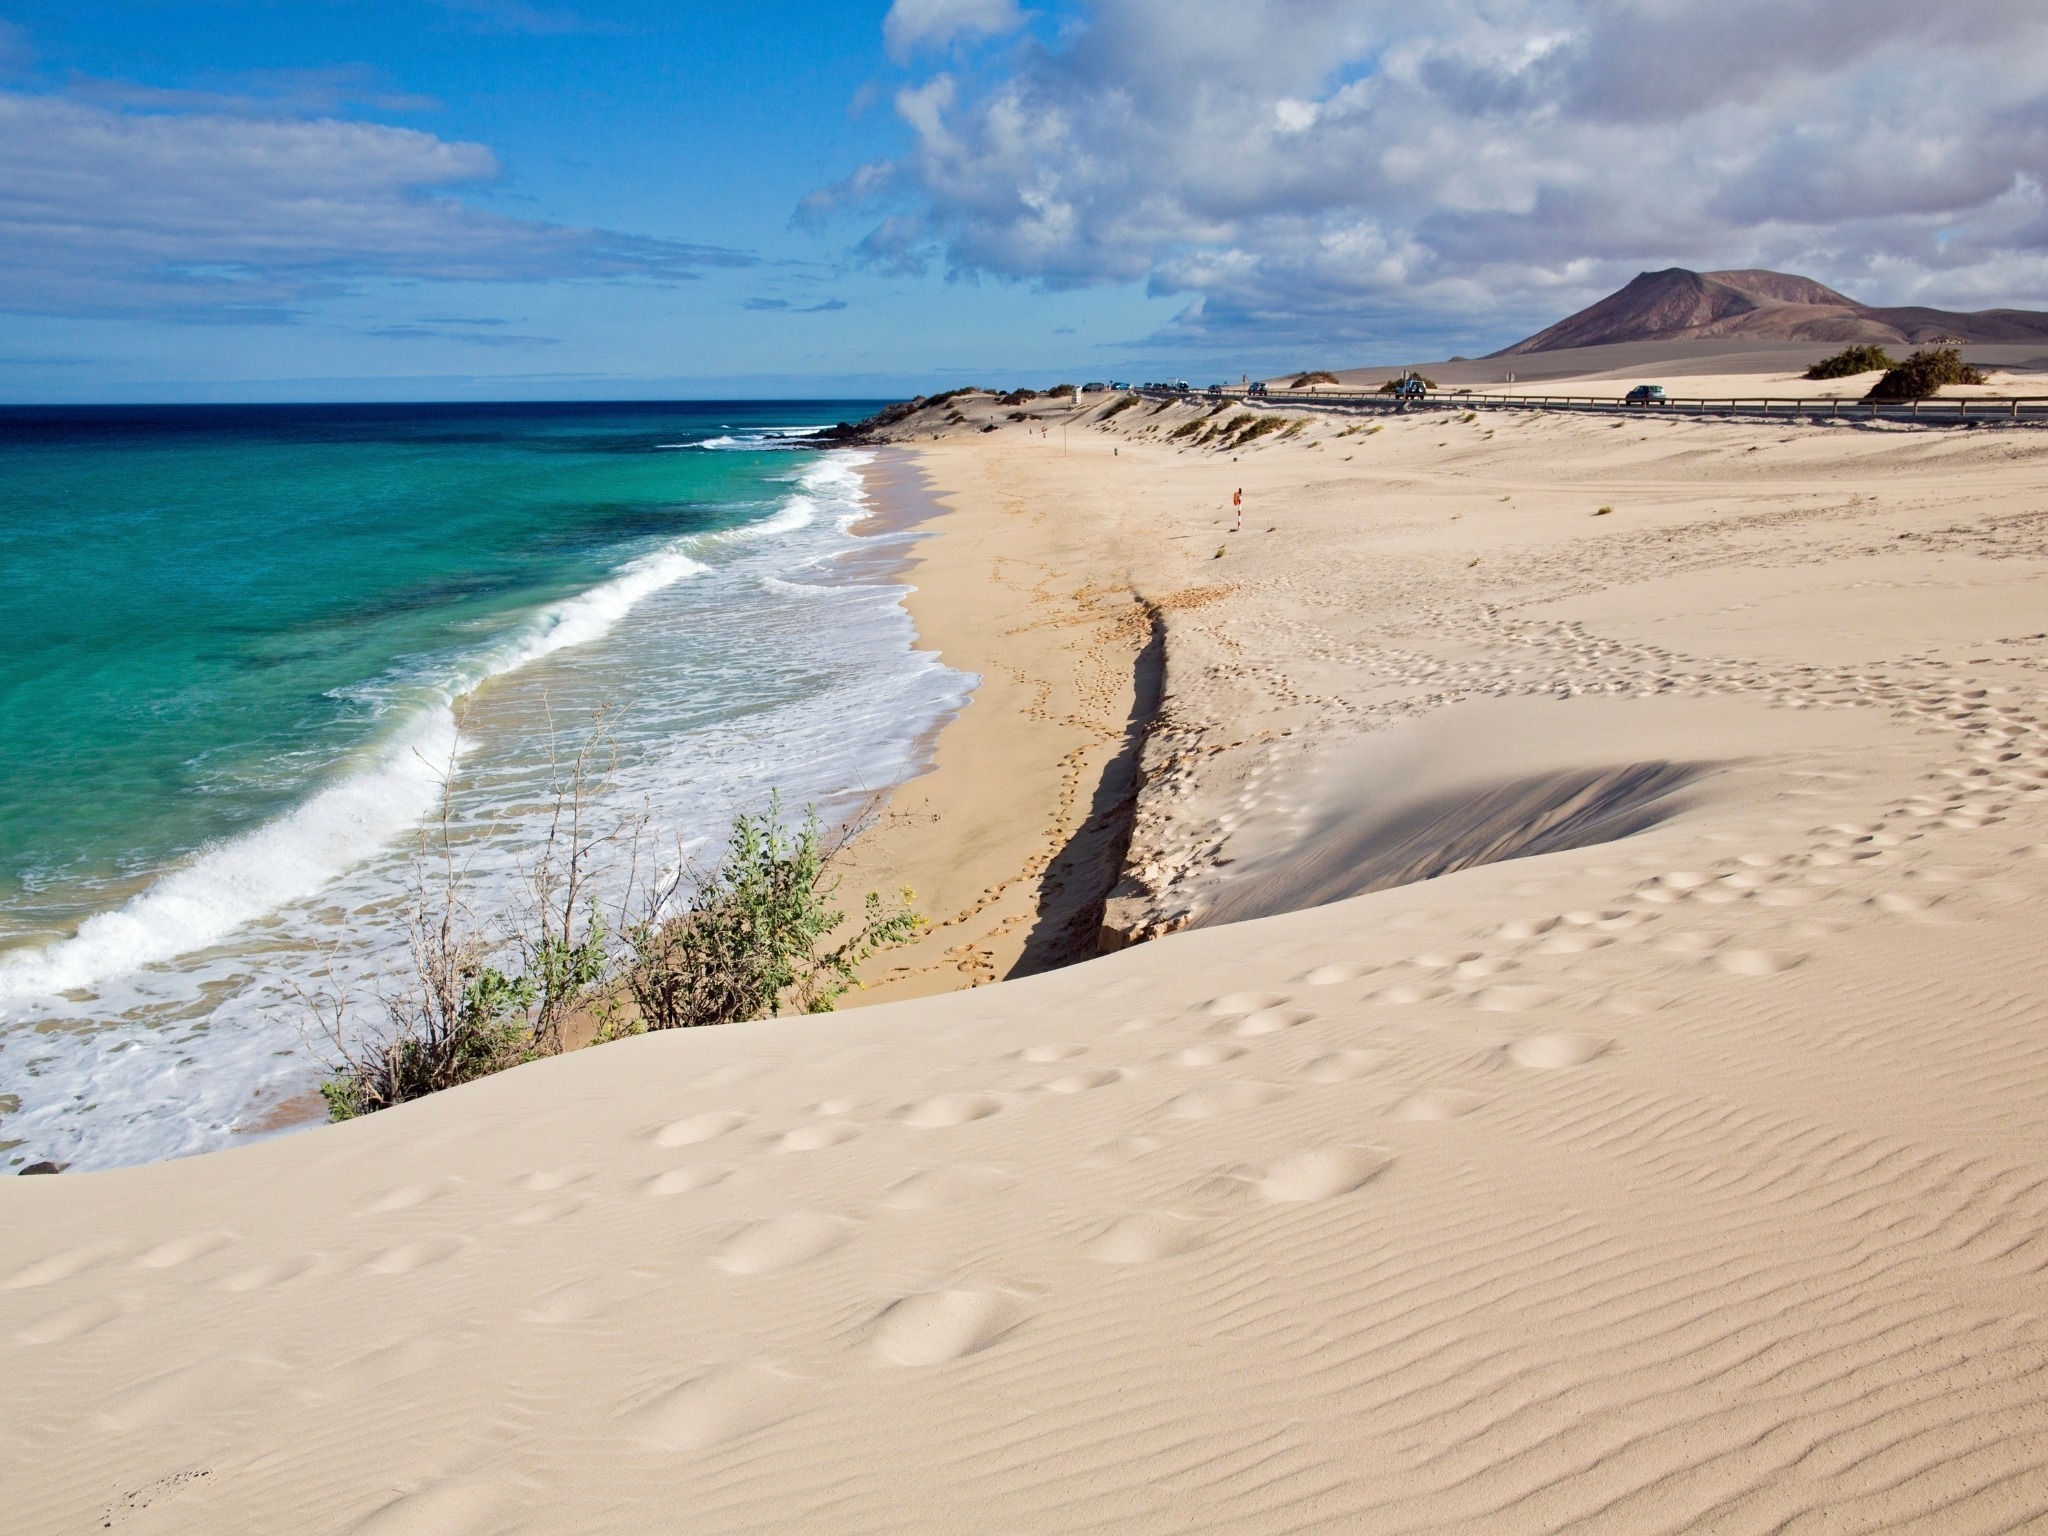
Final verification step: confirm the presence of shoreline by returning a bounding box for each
[12,390,2048,1531]
[834,442,1158,1003]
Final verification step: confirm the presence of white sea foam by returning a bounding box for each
[1,445,965,1173]
[0,543,711,1004]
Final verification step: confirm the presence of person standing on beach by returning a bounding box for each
[1232,487,1243,533]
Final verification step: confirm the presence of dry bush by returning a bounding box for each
[1804,344,1897,380]
[306,712,623,1121]
[1865,347,1987,400]
[618,798,919,1032]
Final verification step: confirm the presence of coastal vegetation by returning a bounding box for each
[1804,344,1896,379]
[617,801,918,1033]
[1290,370,1340,387]
[310,721,918,1120]
[1865,346,1987,400]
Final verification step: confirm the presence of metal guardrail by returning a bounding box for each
[1131,387,2048,424]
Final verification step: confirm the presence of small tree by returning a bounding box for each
[1865,346,1987,401]
[1804,344,1897,380]
[621,798,919,1031]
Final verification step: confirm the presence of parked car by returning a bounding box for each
[1080,381,1108,393]
[1624,384,1666,404]
[1110,381,1130,391]
[1172,380,1191,393]
[1247,381,1269,396]
[1388,375,1427,398]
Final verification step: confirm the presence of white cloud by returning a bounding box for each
[824,0,2048,352]
[0,91,751,319]
[884,0,1027,61]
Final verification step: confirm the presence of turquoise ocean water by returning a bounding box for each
[0,402,966,1170]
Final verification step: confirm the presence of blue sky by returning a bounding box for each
[4,1,2047,401]
[1,0,1182,399]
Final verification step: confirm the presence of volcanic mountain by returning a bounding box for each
[1493,267,2048,355]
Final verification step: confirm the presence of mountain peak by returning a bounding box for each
[1492,267,2047,355]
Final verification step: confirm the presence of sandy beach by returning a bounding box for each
[9,384,2048,1533]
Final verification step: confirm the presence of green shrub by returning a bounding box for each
[1290,371,1340,387]
[318,963,541,1122]
[1227,415,1288,449]
[621,799,919,1031]
[310,718,917,1118]
[1865,346,1987,401]
[1803,345,1897,380]
[1098,394,1139,420]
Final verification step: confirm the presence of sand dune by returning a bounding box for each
[7,392,2048,1532]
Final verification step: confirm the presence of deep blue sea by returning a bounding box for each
[0,401,966,1170]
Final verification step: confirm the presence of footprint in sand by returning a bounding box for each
[1205,990,1290,1016]
[1302,962,1373,985]
[134,1232,230,1269]
[358,1180,458,1216]
[506,1196,585,1225]
[1372,983,1448,1005]
[712,1213,854,1275]
[1717,949,1805,976]
[100,1356,279,1431]
[1537,931,1612,954]
[1408,951,1479,970]
[3,1243,120,1290]
[1470,985,1558,1013]
[220,1254,325,1292]
[1044,1068,1123,1093]
[1563,909,1632,926]
[646,1164,732,1197]
[624,1362,805,1450]
[1082,1134,1168,1167]
[652,1110,749,1148]
[1507,1033,1611,1069]
[18,1298,123,1345]
[1176,1041,1246,1067]
[364,1238,465,1276]
[898,1093,1004,1129]
[871,1288,1026,1365]
[1166,1080,1289,1120]
[349,1480,509,1536]
[1498,917,1559,941]
[776,1121,863,1152]
[1256,1147,1393,1202]
[1087,1212,1208,1263]
[1393,1089,1486,1121]
[1300,1049,1388,1082]
[1020,1042,1086,1062]
[1235,1006,1313,1036]
[880,1166,1014,1211]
